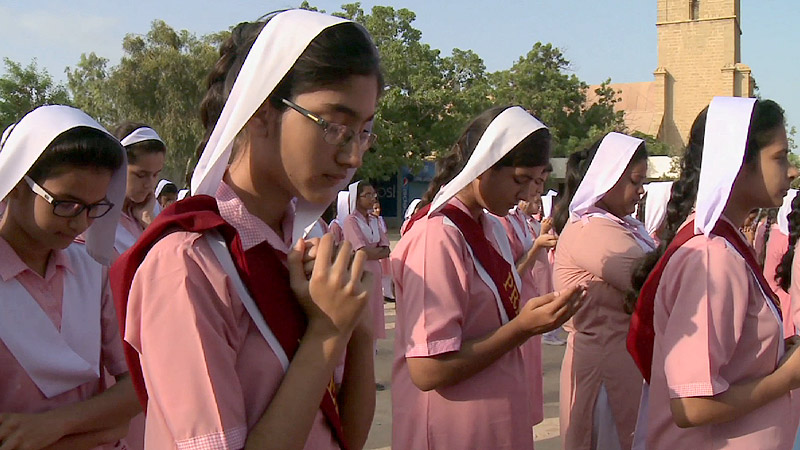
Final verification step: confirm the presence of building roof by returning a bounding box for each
[587,81,663,137]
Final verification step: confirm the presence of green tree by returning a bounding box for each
[0,58,71,130]
[68,21,225,184]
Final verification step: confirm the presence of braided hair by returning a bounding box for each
[628,99,787,313]
[776,194,800,291]
[759,208,778,268]
[419,106,551,208]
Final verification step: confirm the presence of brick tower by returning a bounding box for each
[655,0,754,147]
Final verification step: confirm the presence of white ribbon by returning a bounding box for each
[695,97,757,235]
[429,107,547,215]
[569,132,644,219]
[190,10,355,245]
[0,105,126,265]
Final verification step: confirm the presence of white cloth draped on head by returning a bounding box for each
[569,132,644,219]
[643,181,673,236]
[349,181,367,214]
[404,198,422,220]
[695,96,758,235]
[155,179,174,198]
[335,190,350,224]
[541,190,557,218]
[190,10,357,244]
[778,189,798,235]
[177,189,189,201]
[120,126,163,147]
[428,106,548,215]
[0,105,126,265]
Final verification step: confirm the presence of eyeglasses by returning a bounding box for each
[359,192,378,199]
[24,176,114,219]
[282,98,377,151]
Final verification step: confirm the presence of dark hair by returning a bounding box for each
[543,163,554,174]
[777,196,800,291]
[551,136,648,234]
[628,99,786,313]
[28,127,124,182]
[356,180,373,196]
[158,183,179,197]
[420,106,551,207]
[196,13,384,159]
[759,208,778,267]
[112,121,167,165]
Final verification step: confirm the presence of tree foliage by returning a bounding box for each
[0,58,71,131]
[67,21,225,184]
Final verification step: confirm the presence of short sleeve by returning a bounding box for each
[393,220,471,358]
[658,237,750,398]
[125,232,248,448]
[567,218,644,292]
[99,267,127,376]
[343,216,369,251]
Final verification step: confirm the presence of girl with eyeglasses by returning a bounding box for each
[0,105,140,449]
[111,10,382,449]
[343,181,390,344]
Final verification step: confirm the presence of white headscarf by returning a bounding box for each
[541,190,557,218]
[348,181,361,214]
[155,179,174,198]
[695,97,758,235]
[0,105,126,265]
[177,189,189,201]
[778,189,798,235]
[191,10,361,244]
[428,106,547,215]
[404,198,422,220]
[120,126,163,147]
[569,132,644,219]
[334,190,349,225]
[643,181,673,236]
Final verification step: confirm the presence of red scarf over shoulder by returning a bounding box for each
[628,218,781,383]
[109,195,348,449]
[405,203,521,321]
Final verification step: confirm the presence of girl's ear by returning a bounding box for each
[8,179,26,200]
[250,102,282,137]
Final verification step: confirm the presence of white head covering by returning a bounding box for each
[404,198,422,220]
[191,10,360,244]
[778,189,798,235]
[120,126,163,147]
[428,106,547,215]
[155,179,174,198]
[177,189,189,200]
[541,190,557,218]
[569,132,644,218]
[0,105,126,265]
[643,181,673,235]
[348,181,361,214]
[695,96,758,235]
[334,190,350,225]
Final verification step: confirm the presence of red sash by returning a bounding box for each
[109,195,349,449]
[628,219,782,383]
[406,202,520,321]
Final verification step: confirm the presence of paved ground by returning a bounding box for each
[363,302,565,450]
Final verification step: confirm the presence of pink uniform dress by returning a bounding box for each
[375,214,395,300]
[343,210,389,339]
[763,224,797,337]
[0,238,129,450]
[328,220,344,245]
[553,208,652,450]
[644,216,798,449]
[123,182,339,450]
[391,197,534,449]
[115,211,144,256]
[499,208,545,426]
[754,218,769,264]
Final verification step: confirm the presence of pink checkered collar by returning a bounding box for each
[215,182,295,253]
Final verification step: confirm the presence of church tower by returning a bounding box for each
[655,0,754,148]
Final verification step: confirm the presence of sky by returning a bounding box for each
[1,0,798,133]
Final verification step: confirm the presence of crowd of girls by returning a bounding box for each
[3,8,800,450]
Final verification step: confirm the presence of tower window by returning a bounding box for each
[691,0,700,20]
